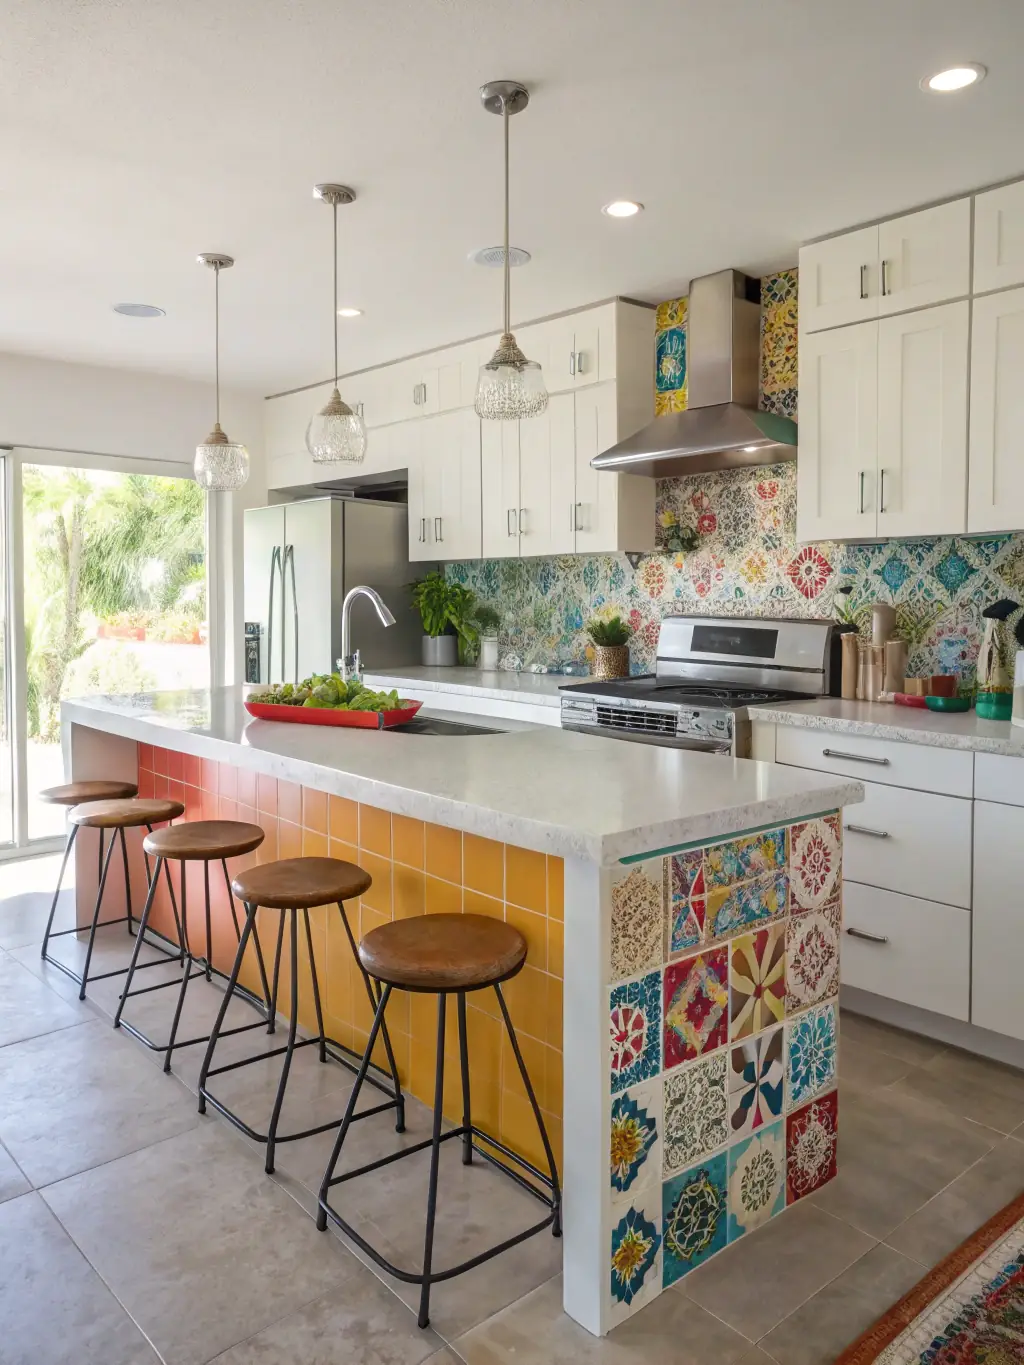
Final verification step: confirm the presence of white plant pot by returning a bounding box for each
[422,634,457,667]
[479,636,500,670]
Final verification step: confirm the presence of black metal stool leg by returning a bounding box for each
[41,823,77,960]
[337,900,405,1131]
[316,982,393,1231]
[221,858,272,1013]
[145,826,184,961]
[198,901,256,1112]
[118,826,134,935]
[203,859,213,981]
[77,828,119,1000]
[457,991,473,1166]
[267,911,286,1035]
[163,863,193,1072]
[495,983,562,1237]
[113,857,163,1028]
[303,908,328,1063]
[265,911,300,1174]
[418,993,448,1329]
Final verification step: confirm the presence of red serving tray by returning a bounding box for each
[243,698,423,729]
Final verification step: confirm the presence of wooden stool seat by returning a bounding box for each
[41,779,138,806]
[359,913,527,992]
[69,798,184,830]
[144,820,264,862]
[231,856,371,910]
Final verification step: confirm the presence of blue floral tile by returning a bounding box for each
[610,1081,661,1194]
[727,1121,786,1241]
[661,1151,728,1286]
[706,871,788,941]
[656,326,687,395]
[610,971,662,1094]
[610,1205,661,1307]
[786,1001,838,1108]
[705,829,786,889]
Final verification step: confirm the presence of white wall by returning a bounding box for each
[0,351,267,685]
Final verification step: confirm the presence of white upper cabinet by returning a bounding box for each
[518,393,576,556]
[797,321,878,541]
[408,410,481,562]
[481,419,522,559]
[573,383,652,554]
[799,226,880,334]
[975,181,1024,293]
[876,301,968,538]
[968,286,1024,533]
[876,200,970,316]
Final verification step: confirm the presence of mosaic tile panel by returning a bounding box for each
[787,892,841,1012]
[663,1052,728,1176]
[728,1026,784,1138]
[610,859,666,981]
[663,947,729,1069]
[662,1152,728,1286]
[730,925,786,1040]
[787,1001,838,1108]
[790,816,842,912]
[787,1089,839,1204]
[610,971,662,1094]
[728,1121,787,1241]
[610,1079,661,1196]
[706,870,788,941]
[705,828,787,888]
[610,1204,661,1309]
[668,850,705,956]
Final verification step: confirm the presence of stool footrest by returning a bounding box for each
[42,947,176,990]
[199,1085,399,1147]
[45,915,131,939]
[118,1014,268,1056]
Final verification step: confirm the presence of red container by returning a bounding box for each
[243,699,422,729]
[893,692,929,709]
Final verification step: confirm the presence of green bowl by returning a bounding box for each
[977,693,1013,721]
[925,695,972,713]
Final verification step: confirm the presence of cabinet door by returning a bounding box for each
[876,301,968,538]
[796,321,878,541]
[975,182,1024,293]
[437,410,482,560]
[480,419,521,558]
[518,394,576,556]
[798,227,879,333]
[878,199,970,315]
[405,423,433,563]
[968,286,1024,533]
[972,801,1024,1040]
[573,382,621,552]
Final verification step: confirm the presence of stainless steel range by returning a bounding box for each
[560,616,839,756]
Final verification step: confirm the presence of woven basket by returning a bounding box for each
[591,645,630,680]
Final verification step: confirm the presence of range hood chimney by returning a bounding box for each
[592,269,797,477]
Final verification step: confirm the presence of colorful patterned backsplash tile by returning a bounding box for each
[448,266,1024,684]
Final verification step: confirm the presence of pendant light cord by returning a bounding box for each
[333,200,339,388]
[214,262,221,425]
[502,95,510,337]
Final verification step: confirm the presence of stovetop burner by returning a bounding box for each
[563,675,801,709]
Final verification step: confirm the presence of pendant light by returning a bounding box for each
[306,183,367,464]
[475,81,548,421]
[194,254,250,490]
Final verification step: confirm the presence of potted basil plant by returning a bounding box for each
[586,614,632,679]
[411,572,479,667]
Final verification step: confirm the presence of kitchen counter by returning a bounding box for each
[753,697,1024,757]
[60,686,862,1337]
[362,664,588,710]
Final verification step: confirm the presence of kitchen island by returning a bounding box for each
[61,686,862,1336]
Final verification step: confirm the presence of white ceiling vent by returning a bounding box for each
[468,245,531,268]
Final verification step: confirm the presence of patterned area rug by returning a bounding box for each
[836,1191,1024,1363]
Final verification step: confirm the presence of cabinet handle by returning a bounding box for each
[574,501,582,531]
[881,259,890,296]
[435,516,442,543]
[846,926,890,945]
[570,502,574,532]
[858,470,866,515]
[845,823,891,839]
[418,517,425,543]
[519,507,527,534]
[860,263,868,300]
[507,508,518,537]
[569,350,576,377]
[575,350,585,376]
[355,401,364,419]
[879,468,887,514]
[822,747,891,766]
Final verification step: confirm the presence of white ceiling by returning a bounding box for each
[2,0,1023,395]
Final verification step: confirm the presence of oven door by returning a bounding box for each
[560,714,734,755]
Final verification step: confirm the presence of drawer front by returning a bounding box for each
[974,753,1024,808]
[842,881,970,1020]
[842,779,972,908]
[776,725,974,797]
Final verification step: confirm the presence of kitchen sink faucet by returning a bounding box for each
[339,585,396,681]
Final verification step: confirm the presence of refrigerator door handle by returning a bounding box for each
[284,543,299,683]
[266,546,282,684]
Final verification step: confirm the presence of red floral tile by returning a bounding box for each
[662,947,729,1070]
[786,546,833,600]
[786,1089,838,1203]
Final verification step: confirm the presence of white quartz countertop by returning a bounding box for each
[63,688,862,864]
[362,666,590,708]
[754,697,1024,757]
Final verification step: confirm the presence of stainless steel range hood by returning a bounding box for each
[592,269,797,477]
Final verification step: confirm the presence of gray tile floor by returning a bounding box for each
[3,853,1024,1364]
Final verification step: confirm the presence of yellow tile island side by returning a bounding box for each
[60,686,862,1336]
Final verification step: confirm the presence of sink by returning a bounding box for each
[397,716,503,736]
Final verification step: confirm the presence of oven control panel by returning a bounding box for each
[677,709,734,743]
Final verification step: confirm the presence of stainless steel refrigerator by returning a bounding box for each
[243,497,422,685]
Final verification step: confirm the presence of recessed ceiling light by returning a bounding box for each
[337,306,363,317]
[602,200,644,218]
[113,303,165,318]
[921,63,986,92]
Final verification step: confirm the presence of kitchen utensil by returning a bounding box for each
[894,692,929,708]
[840,633,859,700]
[925,695,972,713]
[930,675,958,698]
[871,603,896,646]
[864,644,884,702]
[884,640,908,694]
[243,698,423,728]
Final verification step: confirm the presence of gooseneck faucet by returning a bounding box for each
[340,585,396,680]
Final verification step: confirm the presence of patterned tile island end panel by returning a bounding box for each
[136,744,564,1170]
[449,268,1024,685]
[607,812,841,1329]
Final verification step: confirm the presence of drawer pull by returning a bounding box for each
[822,748,891,766]
[845,823,891,839]
[846,926,890,945]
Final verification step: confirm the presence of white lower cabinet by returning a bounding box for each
[972,800,1024,1040]
[843,779,972,909]
[842,881,970,1021]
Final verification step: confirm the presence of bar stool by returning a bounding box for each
[315,912,561,1329]
[42,796,185,999]
[114,820,274,1072]
[197,856,405,1174]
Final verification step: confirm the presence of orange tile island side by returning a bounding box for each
[61,687,862,1337]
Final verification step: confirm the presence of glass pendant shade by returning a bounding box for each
[306,387,367,463]
[194,422,250,491]
[475,333,548,420]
